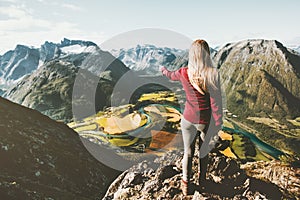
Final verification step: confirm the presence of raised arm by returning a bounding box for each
[160,66,181,81]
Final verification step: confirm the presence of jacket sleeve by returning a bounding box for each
[209,75,223,129]
[161,67,181,81]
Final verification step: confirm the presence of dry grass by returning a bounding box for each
[96,113,147,135]
[218,130,233,141]
[219,147,237,158]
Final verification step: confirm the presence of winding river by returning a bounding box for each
[76,103,286,160]
[222,123,286,160]
[140,104,286,160]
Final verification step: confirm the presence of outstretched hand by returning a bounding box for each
[159,66,167,75]
[159,66,166,71]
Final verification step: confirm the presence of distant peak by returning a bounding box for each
[15,44,30,50]
[59,38,98,48]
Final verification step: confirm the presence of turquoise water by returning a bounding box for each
[222,124,285,160]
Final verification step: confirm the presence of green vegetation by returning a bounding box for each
[243,118,300,156]
[231,134,246,160]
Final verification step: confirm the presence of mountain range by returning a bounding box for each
[0,38,98,88]
[1,38,299,152]
[111,44,219,76]
[110,44,187,75]
[3,38,298,121]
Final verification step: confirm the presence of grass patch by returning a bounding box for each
[231,134,246,160]
[223,119,235,129]
[74,124,97,132]
[138,91,177,102]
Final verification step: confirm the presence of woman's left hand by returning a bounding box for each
[160,66,167,75]
[159,66,166,71]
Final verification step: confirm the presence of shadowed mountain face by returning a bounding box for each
[4,46,132,123]
[0,97,120,199]
[4,60,81,123]
[214,39,300,119]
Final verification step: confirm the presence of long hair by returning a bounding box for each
[187,39,219,95]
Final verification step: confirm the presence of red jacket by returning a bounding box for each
[162,67,223,128]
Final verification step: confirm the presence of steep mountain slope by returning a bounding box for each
[0,97,120,199]
[4,60,78,122]
[214,39,300,119]
[0,45,39,83]
[4,48,131,122]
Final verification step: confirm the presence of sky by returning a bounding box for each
[0,0,299,54]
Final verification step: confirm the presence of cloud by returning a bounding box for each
[0,0,17,2]
[0,5,66,31]
[62,3,83,11]
[0,4,93,54]
[0,5,28,19]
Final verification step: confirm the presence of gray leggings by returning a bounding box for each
[181,116,209,182]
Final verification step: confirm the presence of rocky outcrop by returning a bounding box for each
[103,146,297,199]
[0,97,120,199]
[241,160,300,197]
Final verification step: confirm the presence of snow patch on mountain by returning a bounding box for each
[61,44,98,54]
[294,46,300,54]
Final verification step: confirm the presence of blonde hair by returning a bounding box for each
[187,39,218,95]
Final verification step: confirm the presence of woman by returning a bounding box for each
[161,39,223,195]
